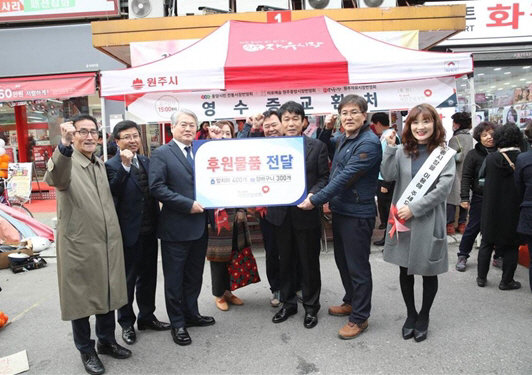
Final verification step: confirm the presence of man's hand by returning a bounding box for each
[120,149,134,167]
[460,202,470,209]
[397,205,413,221]
[380,187,388,194]
[384,130,397,146]
[297,194,315,210]
[190,201,204,214]
[324,114,338,130]
[236,211,246,223]
[252,113,264,130]
[207,125,222,139]
[60,121,76,147]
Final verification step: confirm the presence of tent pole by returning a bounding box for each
[101,97,108,162]
[468,74,476,124]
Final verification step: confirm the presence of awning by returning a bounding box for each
[0,73,97,102]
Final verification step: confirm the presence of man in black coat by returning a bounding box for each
[268,101,329,329]
[106,120,170,345]
[149,109,215,346]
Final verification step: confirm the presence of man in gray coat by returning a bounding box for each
[45,114,131,375]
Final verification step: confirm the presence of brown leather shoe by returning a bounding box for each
[224,293,244,306]
[338,320,369,340]
[328,303,352,316]
[215,297,229,311]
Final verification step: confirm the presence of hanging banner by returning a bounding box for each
[0,73,96,102]
[126,77,457,122]
[194,137,306,209]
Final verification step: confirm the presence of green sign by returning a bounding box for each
[24,0,75,12]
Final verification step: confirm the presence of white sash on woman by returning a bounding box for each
[389,145,456,239]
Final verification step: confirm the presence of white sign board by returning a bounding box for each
[194,137,306,208]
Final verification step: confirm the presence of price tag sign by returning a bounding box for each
[267,10,291,23]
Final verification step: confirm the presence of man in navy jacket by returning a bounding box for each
[106,120,170,345]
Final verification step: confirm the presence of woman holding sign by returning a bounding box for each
[381,104,455,342]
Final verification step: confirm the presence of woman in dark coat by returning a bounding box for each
[514,120,532,293]
[478,123,523,290]
[455,122,500,272]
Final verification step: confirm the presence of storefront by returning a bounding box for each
[0,22,126,176]
[431,0,532,127]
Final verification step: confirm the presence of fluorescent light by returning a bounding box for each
[512,85,517,87]
[504,82,510,85]
[504,71,511,74]
[520,78,526,81]
[477,73,484,76]
[490,86,496,88]
[528,81,532,84]
[523,66,531,69]
[460,84,466,87]
[497,88,503,90]
[494,68,502,71]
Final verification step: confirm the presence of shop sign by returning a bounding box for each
[0,73,96,103]
[0,0,119,23]
[126,77,457,122]
[438,1,532,45]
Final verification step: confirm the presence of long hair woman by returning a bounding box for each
[381,104,456,342]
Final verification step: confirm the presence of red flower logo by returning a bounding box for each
[424,89,433,97]
[262,186,270,194]
[132,78,144,90]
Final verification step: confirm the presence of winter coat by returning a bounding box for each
[515,150,532,235]
[381,145,455,276]
[45,147,127,321]
[460,143,494,201]
[312,123,381,218]
[481,150,522,245]
[448,129,473,205]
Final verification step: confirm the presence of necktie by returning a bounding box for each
[185,146,194,171]
[132,157,139,169]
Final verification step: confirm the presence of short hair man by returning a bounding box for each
[105,120,170,346]
[149,109,215,347]
[268,101,329,329]
[45,114,131,375]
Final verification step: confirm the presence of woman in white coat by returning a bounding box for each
[381,104,455,342]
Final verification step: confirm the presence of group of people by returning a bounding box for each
[46,94,532,375]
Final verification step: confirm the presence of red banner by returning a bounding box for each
[0,73,96,102]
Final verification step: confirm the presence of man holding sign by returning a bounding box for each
[268,101,329,329]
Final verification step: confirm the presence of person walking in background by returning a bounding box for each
[205,121,259,311]
[300,95,381,339]
[45,115,130,375]
[447,112,474,235]
[106,120,170,346]
[456,121,501,272]
[515,120,532,293]
[149,109,215,347]
[381,104,455,342]
[477,123,523,290]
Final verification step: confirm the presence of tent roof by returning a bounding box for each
[100,16,472,98]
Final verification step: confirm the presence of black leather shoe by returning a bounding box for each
[122,326,136,345]
[499,280,521,290]
[402,326,415,340]
[80,351,105,375]
[476,277,487,287]
[303,313,318,329]
[185,315,215,327]
[413,319,429,343]
[272,307,297,323]
[373,238,385,246]
[137,318,171,331]
[171,327,192,346]
[96,341,132,359]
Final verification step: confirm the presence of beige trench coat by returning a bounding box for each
[45,147,127,321]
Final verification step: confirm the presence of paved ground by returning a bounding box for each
[1,214,531,374]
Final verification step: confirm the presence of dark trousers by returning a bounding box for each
[477,239,518,283]
[259,217,281,293]
[161,227,208,329]
[275,211,321,314]
[332,213,374,324]
[525,235,532,293]
[458,194,482,258]
[118,232,158,328]
[376,180,394,226]
[447,203,467,225]
[210,261,230,297]
[71,311,116,354]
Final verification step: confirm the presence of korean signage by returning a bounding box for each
[126,77,457,122]
[0,73,96,103]
[194,137,306,209]
[0,0,119,23]
[437,1,532,45]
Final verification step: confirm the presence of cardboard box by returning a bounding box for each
[0,249,34,270]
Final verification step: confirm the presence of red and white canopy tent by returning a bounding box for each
[100,16,473,120]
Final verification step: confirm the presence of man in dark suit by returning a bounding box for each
[149,109,215,346]
[105,120,170,346]
[268,101,329,329]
